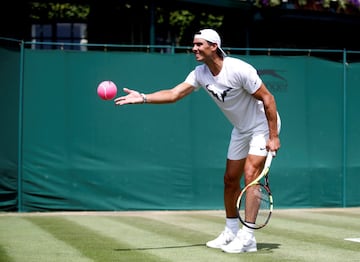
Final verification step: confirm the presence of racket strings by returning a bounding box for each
[257,185,272,225]
[238,183,272,229]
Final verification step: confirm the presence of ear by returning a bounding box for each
[211,43,218,52]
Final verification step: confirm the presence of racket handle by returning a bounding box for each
[265,152,274,168]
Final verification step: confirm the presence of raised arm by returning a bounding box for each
[114,82,195,105]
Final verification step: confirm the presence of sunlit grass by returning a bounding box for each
[0,208,359,262]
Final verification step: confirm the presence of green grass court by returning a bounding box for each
[0,208,359,262]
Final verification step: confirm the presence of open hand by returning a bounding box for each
[114,88,143,105]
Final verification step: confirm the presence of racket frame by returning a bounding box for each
[236,152,274,229]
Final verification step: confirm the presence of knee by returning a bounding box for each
[243,166,257,185]
[223,171,239,188]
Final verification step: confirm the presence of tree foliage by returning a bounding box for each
[30,2,90,21]
[255,0,360,14]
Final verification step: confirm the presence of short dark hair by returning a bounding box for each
[205,40,224,58]
[216,47,225,58]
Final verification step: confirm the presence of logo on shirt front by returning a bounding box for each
[205,84,232,102]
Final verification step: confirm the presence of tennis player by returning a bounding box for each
[114,29,281,253]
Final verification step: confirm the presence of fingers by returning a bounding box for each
[114,97,126,105]
[266,137,280,157]
[114,95,134,105]
[265,148,277,158]
[265,148,276,157]
[114,88,142,105]
[122,87,134,94]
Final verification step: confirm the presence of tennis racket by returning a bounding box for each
[237,152,274,229]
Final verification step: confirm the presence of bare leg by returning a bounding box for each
[224,158,245,218]
[206,159,245,249]
[245,185,261,224]
[206,161,245,250]
[220,154,266,254]
[243,154,266,223]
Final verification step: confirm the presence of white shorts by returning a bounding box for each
[227,114,281,160]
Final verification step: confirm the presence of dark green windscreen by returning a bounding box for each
[1,47,359,211]
[0,47,20,211]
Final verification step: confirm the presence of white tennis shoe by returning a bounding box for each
[221,229,257,253]
[206,227,235,249]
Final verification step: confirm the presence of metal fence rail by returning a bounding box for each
[2,36,360,61]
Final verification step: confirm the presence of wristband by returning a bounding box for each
[140,93,147,103]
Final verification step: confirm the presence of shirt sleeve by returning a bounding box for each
[184,69,202,91]
[243,65,262,94]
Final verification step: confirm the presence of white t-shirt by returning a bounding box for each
[185,56,268,133]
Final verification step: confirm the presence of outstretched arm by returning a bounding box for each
[114,82,195,105]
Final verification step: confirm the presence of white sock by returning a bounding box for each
[242,223,255,236]
[226,218,239,235]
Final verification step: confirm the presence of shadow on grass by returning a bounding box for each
[258,242,281,252]
[114,243,280,252]
[114,243,205,251]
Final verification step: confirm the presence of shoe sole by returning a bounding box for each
[206,243,224,249]
[221,247,257,253]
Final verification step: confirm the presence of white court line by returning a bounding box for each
[344,238,360,243]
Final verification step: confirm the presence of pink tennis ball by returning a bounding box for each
[97,80,117,100]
